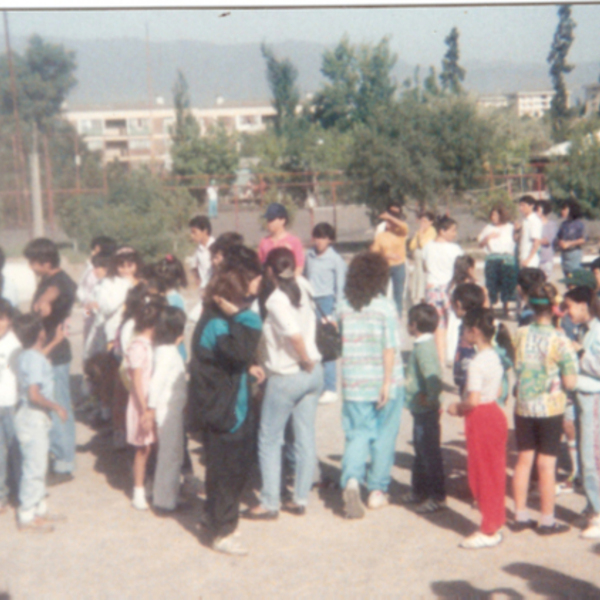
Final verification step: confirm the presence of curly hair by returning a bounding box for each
[344,252,389,311]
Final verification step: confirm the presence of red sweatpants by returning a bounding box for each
[465,402,508,535]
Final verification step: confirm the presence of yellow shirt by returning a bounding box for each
[409,225,436,252]
[372,227,408,266]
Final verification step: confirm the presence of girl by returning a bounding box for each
[511,283,578,535]
[448,308,514,549]
[125,295,164,510]
[243,247,323,520]
[555,198,585,277]
[0,246,19,308]
[408,210,436,306]
[148,306,187,513]
[422,216,464,365]
[372,207,409,319]
[477,206,516,317]
[536,200,558,280]
[564,286,600,539]
[189,258,263,555]
[304,222,347,405]
[338,252,405,518]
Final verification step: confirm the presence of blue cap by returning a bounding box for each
[264,202,288,222]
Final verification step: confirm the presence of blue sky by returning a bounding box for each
[6,5,600,67]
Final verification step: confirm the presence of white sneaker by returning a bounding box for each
[319,391,338,405]
[459,531,503,549]
[367,490,390,509]
[132,496,149,511]
[213,532,249,556]
[343,478,365,519]
[581,516,600,539]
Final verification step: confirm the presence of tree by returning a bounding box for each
[439,27,466,95]
[171,69,200,146]
[261,43,300,135]
[424,66,441,97]
[547,4,576,142]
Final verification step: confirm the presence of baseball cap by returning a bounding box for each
[264,203,288,222]
[560,269,597,290]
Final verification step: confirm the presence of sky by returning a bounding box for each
[5,4,600,67]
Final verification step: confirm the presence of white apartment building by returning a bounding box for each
[476,95,509,111]
[65,100,276,170]
[506,90,565,118]
[584,84,600,116]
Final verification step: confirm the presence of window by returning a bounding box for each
[79,119,103,135]
[128,118,151,135]
[85,139,104,152]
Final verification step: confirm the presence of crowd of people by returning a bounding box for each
[0,194,599,557]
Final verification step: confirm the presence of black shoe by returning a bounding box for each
[536,522,570,536]
[281,503,306,516]
[240,508,279,521]
[47,472,74,487]
[508,519,538,533]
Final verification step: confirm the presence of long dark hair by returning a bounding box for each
[344,252,389,312]
[450,255,475,288]
[463,307,515,365]
[258,247,301,320]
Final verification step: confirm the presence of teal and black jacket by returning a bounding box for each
[188,305,262,435]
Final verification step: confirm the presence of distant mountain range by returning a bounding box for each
[12,37,600,109]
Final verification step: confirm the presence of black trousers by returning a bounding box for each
[204,426,255,538]
[411,410,446,502]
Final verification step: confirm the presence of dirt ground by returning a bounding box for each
[2,224,600,599]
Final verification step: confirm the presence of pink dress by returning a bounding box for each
[125,336,156,447]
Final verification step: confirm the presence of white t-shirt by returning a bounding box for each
[422,240,464,287]
[148,345,187,428]
[193,237,215,291]
[261,276,321,375]
[477,223,515,256]
[0,330,21,407]
[95,276,132,344]
[466,348,503,405]
[1,271,19,308]
[519,212,542,267]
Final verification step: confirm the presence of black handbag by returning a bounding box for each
[312,297,342,363]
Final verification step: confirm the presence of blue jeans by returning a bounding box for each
[562,248,582,278]
[314,294,337,393]
[389,263,406,318]
[50,363,76,474]
[412,410,446,502]
[0,406,19,504]
[258,364,323,511]
[208,198,218,219]
[578,392,600,514]
[14,406,51,523]
[340,387,404,492]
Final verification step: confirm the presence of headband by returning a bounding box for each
[278,267,295,280]
[529,298,550,305]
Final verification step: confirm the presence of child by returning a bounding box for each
[189,216,215,294]
[148,306,187,512]
[451,283,486,396]
[516,267,546,327]
[536,200,558,280]
[13,313,67,532]
[422,216,463,365]
[564,286,600,538]
[515,195,542,269]
[408,210,436,305]
[257,203,305,275]
[210,232,244,271]
[0,300,21,514]
[82,251,112,361]
[403,303,446,513]
[189,267,264,555]
[125,295,164,510]
[448,308,515,549]
[511,282,577,535]
[0,246,19,308]
[304,222,347,405]
[336,252,404,518]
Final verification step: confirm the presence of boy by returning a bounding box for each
[0,299,21,514]
[257,203,304,275]
[189,216,215,293]
[13,313,67,532]
[451,283,486,396]
[403,303,446,513]
[516,267,546,327]
[515,195,542,269]
[536,200,558,280]
[24,238,77,483]
[304,222,347,404]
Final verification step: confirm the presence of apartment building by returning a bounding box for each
[584,84,600,116]
[65,100,276,170]
[477,90,569,119]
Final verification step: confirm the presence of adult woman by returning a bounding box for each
[511,283,577,535]
[243,247,323,519]
[555,198,586,277]
[408,210,436,306]
[372,206,409,319]
[477,205,516,317]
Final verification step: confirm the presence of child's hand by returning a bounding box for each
[140,410,155,434]
[213,295,239,316]
[55,405,68,422]
[248,365,266,385]
[376,382,391,410]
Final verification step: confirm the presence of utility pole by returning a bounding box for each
[145,23,156,175]
[30,123,44,237]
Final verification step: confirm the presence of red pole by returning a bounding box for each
[74,132,81,194]
[42,133,55,232]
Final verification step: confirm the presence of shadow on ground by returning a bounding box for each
[430,579,524,599]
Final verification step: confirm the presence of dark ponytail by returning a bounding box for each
[463,307,515,365]
[259,247,301,319]
[133,294,166,333]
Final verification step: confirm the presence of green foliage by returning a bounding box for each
[58,169,197,258]
[171,70,200,146]
[472,187,517,222]
[546,133,600,217]
[547,5,576,142]
[439,27,466,95]
[261,43,300,136]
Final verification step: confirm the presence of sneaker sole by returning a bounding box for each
[343,487,365,519]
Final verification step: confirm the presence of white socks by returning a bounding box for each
[132,487,148,510]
